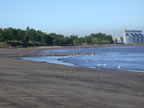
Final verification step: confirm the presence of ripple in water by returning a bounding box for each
[22,45,144,72]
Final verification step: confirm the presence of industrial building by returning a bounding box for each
[112,36,123,43]
[123,29,144,44]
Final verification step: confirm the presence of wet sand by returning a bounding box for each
[0,46,144,108]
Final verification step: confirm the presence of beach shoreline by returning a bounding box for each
[0,45,144,108]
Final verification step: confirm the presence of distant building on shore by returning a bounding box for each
[123,29,144,44]
[0,28,4,30]
[112,36,123,43]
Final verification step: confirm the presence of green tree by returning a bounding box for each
[17,29,26,41]
[0,29,4,41]
[44,34,53,45]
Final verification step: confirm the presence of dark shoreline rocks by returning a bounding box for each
[20,52,97,57]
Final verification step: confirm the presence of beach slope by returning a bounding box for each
[0,47,144,108]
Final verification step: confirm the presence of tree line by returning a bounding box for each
[0,27,113,47]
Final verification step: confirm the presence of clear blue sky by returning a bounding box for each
[0,0,144,36]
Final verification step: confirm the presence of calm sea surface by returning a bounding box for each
[22,45,144,72]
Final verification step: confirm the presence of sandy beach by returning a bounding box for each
[0,45,144,108]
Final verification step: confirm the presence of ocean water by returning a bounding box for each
[22,45,144,72]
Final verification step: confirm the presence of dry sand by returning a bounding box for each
[0,45,144,108]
